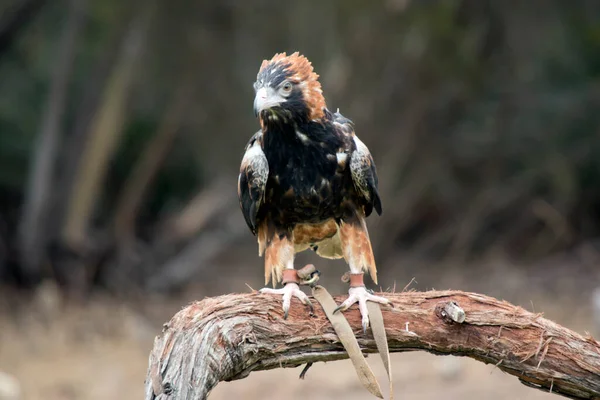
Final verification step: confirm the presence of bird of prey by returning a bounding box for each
[238,52,391,331]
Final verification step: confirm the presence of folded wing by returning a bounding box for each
[237,132,269,234]
[333,112,383,217]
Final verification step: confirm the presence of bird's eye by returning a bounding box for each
[281,81,293,94]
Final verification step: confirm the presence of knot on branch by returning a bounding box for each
[435,301,466,324]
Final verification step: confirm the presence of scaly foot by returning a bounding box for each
[334,286,392,333]
[260,282,313,319]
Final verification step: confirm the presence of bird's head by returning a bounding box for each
[253,52,325,123]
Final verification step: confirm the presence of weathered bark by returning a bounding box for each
[145,290,600,400]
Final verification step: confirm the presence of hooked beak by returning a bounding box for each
[253,87,284,117]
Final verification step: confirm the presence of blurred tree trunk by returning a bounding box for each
[61,5,155,253]
[47,14,131,248]
[113,66,197,245]
[17,0,87,282]
[0,0,47,59]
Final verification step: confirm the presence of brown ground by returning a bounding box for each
[0,257,596,400]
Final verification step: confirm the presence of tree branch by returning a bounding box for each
[144,290,600,400]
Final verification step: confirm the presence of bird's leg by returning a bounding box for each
[259,230,320,319]
[334,217,393,333]
[259,269,315,319]
[334,272,392,333]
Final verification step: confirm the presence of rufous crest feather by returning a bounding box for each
[260,52,325,120]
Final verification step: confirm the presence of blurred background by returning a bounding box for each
[1,0,599,399]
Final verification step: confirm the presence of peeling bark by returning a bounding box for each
[145,290,600,400]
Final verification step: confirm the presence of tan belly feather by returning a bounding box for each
[293,219,338,245]
[292,219,343,259]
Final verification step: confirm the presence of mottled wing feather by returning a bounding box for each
[238,131,269,234]
[333,112,383,217]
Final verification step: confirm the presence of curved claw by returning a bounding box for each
[260,282,312,319]
[307,299,315,316]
